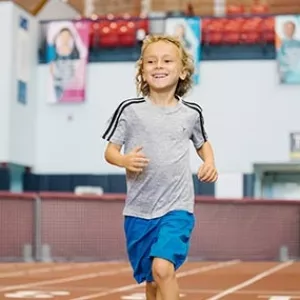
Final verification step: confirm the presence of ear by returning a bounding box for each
[179,69,187,80]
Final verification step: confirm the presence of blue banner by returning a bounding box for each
[165,17,201,85]
[275,15,300,84]
[17,15,29,104]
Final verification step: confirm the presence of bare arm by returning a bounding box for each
[197,141,215,163]
[196,141,218,182]
[104,142,125,168]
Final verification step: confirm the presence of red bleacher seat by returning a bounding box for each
[260,17,275,43]
[202,18,226,45]
[118,23,136,47]
[99,25,119,47]
[240,17,262,44]
[90,22,108,48]
[89,23,98,47]
[223,18,244,44]
[91,14,148,48]
[106,13,115,21]
[202,15,274,46]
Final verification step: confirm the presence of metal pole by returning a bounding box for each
[34,195,42,261]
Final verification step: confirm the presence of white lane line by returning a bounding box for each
[0,262,127,278]
[0,264,89,278]
[180,289,300,296]
[258,296,300,299]
[69,260,241,300]
[0,267,131,292]
[206,260,294,300]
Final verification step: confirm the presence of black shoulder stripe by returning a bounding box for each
[182,100,203,112]
[102,98,145,141]
[102,97,143,140]
[182,100,207,142]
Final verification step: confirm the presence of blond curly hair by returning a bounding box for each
[135,34,195,97]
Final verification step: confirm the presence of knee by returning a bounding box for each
[152,258,175,282]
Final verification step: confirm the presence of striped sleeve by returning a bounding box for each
[191,110,208,149]
[102,112,127,145]
[102,98,144,145]
[182,100,208,149]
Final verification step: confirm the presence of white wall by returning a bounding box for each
[35,62,137,174]
[0,2,37,166]
[8,5,38,166]
[34,60,300,174]
[196,60,299,172]
[0,2,14,162]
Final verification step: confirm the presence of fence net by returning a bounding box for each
[0,192,299,262]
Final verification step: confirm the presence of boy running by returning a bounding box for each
[102,35,218,300]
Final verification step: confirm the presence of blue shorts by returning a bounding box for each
[124,210,195,284]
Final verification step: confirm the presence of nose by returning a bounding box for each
[155,59,163,69]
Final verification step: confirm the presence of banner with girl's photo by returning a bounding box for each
[164,17,201,85]
[275,15,300,84]
[46,20,90,103]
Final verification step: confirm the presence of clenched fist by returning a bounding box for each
[122,146,150,173]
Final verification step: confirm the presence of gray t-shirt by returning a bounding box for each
[102,96,208,219]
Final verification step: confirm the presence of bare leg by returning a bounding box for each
[152,258,180,300]
[145,282,157,300]
[156,287,163,300]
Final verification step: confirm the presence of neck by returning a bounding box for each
[148,89,178,107]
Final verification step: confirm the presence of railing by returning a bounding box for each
[1,192,299,262]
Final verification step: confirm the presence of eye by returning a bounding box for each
[147,60,154,64]
[164,59,172,63]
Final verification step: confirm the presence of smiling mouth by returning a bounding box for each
[152,74,168,79]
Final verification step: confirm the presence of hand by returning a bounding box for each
[197,162,218,183]
[122,146,149,173]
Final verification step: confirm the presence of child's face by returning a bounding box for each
[57,30,73,47]
[175,25,185,39]
[284,22,295,39]
[142,41,186,93]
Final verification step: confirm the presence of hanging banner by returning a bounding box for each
[17,16,29,105]
[46,20,90,103]
[165,17,201,85]
[290,132,300,160]
[275,15,300,84]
